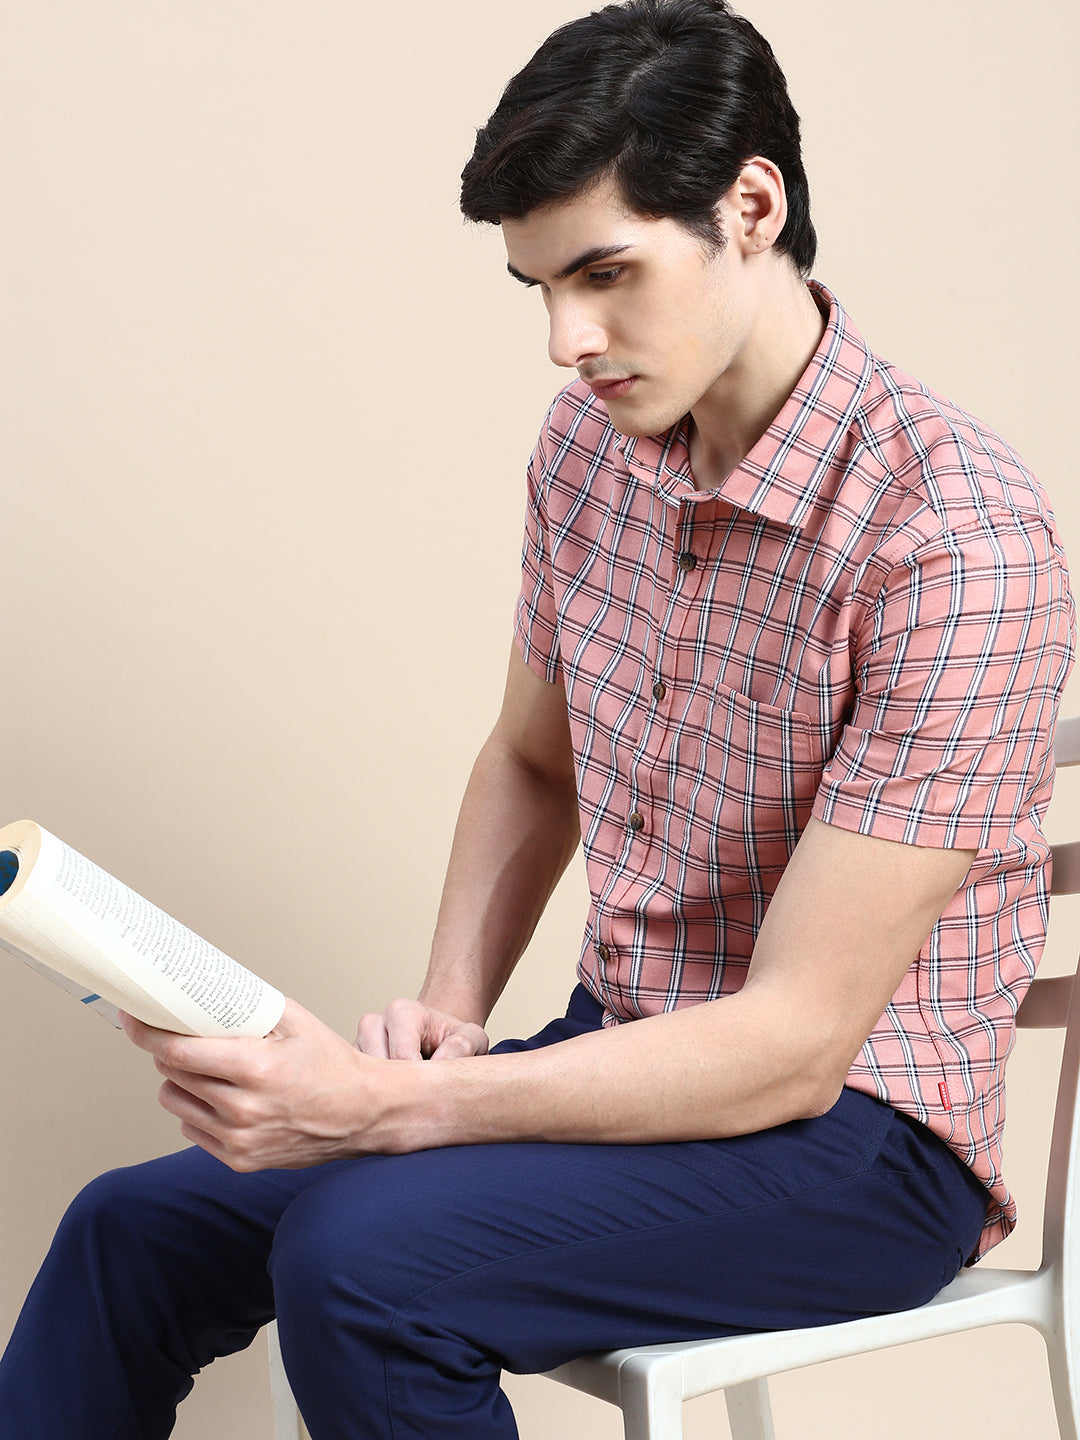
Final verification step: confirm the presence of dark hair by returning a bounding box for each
[460,0,816,274]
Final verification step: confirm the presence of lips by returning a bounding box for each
[585,375,638,401]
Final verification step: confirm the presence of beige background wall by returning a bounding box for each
[1,2,1077,1436]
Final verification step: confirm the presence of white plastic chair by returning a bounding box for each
[268,1319,308,1440]
[268,716,1080,1440]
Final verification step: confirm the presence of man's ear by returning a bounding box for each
[724,156,789,255]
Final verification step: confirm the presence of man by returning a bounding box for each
[0,1,1073,1437]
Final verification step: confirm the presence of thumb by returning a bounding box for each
[428,1023,489,1060]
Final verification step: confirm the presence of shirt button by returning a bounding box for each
[677,551,698,572]
[596,942,611,963]
[652,680,666,701]
[629,811,645,832]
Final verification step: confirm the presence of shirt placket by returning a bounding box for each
[592,490,712,1003]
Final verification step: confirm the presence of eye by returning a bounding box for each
[587,267,624,285]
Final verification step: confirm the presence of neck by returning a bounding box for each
[687,270,826,492]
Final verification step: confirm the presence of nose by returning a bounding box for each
[546,296,607,370]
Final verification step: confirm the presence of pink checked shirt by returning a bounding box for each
[514,283,1074,1258]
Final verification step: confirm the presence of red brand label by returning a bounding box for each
[938,1081,953,1112]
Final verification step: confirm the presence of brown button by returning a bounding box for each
[652,680,666,701]
[596,942,611,963]
[677,551,698,572]
[629,811,645,831]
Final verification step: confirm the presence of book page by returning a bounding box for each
[50,840,270,1033]
[0,821,285,1037]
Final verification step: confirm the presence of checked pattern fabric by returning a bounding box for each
[514,283,1075,1256]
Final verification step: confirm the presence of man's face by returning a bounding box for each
[501,176,755,438]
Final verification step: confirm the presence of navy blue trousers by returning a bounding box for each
[0,987,988,1439]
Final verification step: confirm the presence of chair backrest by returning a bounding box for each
[1017,713,1080,1286]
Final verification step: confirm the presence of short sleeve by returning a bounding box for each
[513,416,563,683]
[814,509,1076,849]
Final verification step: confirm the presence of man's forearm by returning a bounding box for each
[418,729,581,1024]
[402,987,835,1150]
[384,817,975,1154]
[133,821,973,1171]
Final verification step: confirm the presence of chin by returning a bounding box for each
[603,399,688,440]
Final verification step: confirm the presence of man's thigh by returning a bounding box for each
[267,1084,988,1377]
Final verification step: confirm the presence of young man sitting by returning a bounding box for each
[0,3,1073,1436]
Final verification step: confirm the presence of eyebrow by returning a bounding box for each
[506,243,634,287]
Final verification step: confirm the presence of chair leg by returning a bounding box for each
[1045,1330,1079,1440]
[724,1378,776,1440]
[267,1322,307,1440]
[616,1355,686,1440]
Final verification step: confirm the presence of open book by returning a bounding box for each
[0,820,285,1037]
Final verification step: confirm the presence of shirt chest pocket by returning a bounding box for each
[681,683,821,882]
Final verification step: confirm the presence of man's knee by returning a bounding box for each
[268,1154,469,1341]
[50,1146,282,1288]
[53,1164,152,1256]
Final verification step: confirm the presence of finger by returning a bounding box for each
[177,1119,287,1174]
[158,1077,224,1130]
[125,999,301,1067]
[382,999,430,1061]
[133,1026,270,1083]
[155,1064,236,1110]
[384,1015,426,1062]
[428,1024,490,1060]
[159,1082,272,1173]
[353,1013,392,1059]
[120,1011,172,1050]
[175,1118,237,1168]
[263,997,320,1039]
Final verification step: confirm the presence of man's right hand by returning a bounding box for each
[355,650,576,1070]
[353,1000,490,1062]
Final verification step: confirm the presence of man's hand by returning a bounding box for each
[354,999,490,1061]
[121,999,412,1171]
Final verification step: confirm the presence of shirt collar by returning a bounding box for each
[618,282,876,529]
